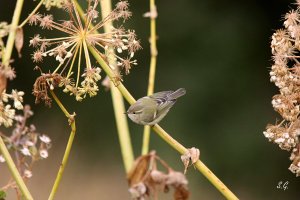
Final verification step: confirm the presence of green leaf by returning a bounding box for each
[0,190,6,200]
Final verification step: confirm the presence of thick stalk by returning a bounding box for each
[88,46,238,200]
[48,91,76,200]
[142,0,158,155]
[74,0,134,172]
[0,0,34,199]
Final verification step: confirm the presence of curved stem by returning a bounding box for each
[142,0,158,155]
[48,91,76,200]
[18,0,45,28]
[88,45,238,200]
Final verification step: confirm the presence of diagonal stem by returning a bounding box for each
[88,45,239,200]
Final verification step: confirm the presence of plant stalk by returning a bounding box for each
[75,0,134,172]
[141,0,158,155]
[48,91,76,200]
[88,45,238,200]
[0,0,34,199]
[0,137,33,200]
[18,0,45,28]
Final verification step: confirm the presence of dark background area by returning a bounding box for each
[1,0,300,199]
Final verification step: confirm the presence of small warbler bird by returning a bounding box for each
[126,88,186,125]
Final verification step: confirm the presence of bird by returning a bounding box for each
[126,88,186,125]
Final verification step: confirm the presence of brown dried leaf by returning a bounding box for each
[174,185,189,200]
[0,74,7,94]
[127,152,154,186]
[15,27,24,58]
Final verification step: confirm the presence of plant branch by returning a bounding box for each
[18,0,45,28]
[3,0,24,67]
[99,0,134,173]
[74,0,134,173]
[88,45,238,200]
[48,91,76,200]
[142,0,158,155]
[0,137,33,200]
[0,0,34,199]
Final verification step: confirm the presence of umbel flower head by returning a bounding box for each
[30,0,141,104]
[265,0,300,177]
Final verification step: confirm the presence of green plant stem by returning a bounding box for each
[48,91,76,200]
[141,0,158,155]
[0,137,33,200]
[99,0,134,173]
[3,0,24,67]
[0,0,34,199]
[18,0,45,28]
[88,45,238,200]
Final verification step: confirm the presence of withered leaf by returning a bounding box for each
[189,147,200,164]
[127,152,154,186]
[181,147,200,174]
[174,185,189,200]
[0,74,7,94]
[15,27,24,58]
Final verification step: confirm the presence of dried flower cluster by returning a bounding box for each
[0,89,24,127]
[264,0,300,176]
[42,0,66,10]
[181,147,200,174]
[127,151,189,200]
[0,105,51,191]
[0,22,9,56]
[30,0,141,104]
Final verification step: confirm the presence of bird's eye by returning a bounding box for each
[132,112,136,114]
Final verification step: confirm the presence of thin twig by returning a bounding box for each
[48,91,76,200]
[18,0,45,28]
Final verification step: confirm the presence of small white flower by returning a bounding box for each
[39,134,51,144]
[0,104,15,127]
[65,52,72,58]
[39,149,49,158]
[275,137,285,143]
[0,155,5,163]
[283,132,290,138]
[21,147,31,156]
[25,140,35,147]
[24,169,32,178]
[11,90,24,110]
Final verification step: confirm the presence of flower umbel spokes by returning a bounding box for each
[30,0,141,104]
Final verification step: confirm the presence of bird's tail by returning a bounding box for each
[168,88,186,100]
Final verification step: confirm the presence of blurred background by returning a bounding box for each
[1,0,300,199]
